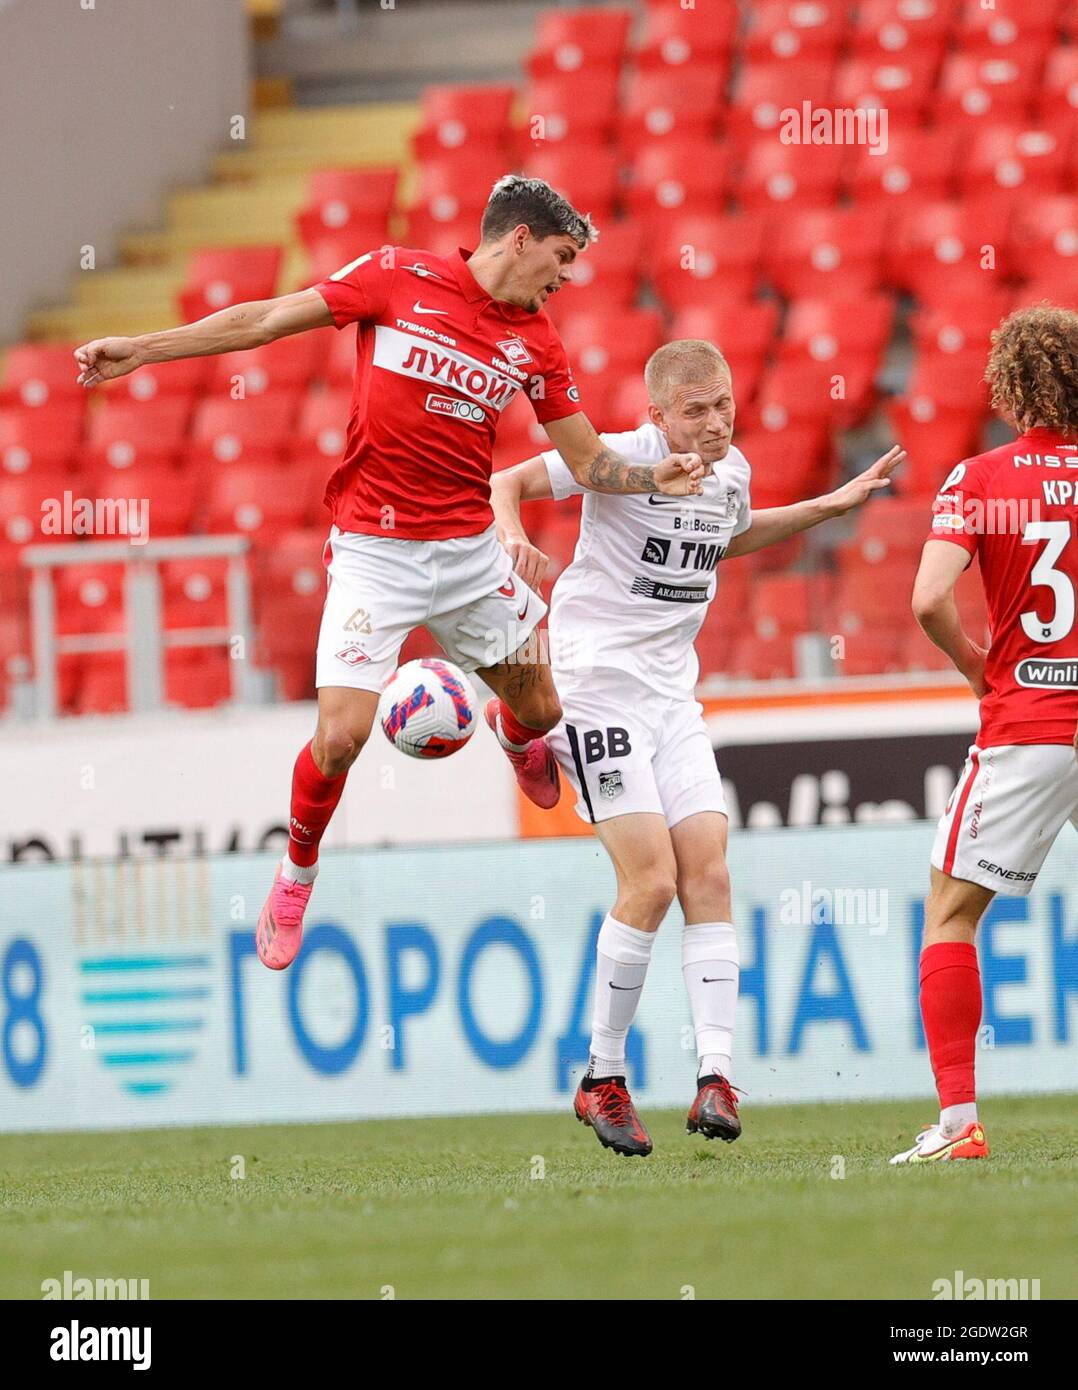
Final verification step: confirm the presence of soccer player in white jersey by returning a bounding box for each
[72,176,704,973]
[493,340,903,1155]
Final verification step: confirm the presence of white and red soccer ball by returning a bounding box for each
[377,658,478,759]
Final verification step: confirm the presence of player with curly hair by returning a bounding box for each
[892,304,1078,1164]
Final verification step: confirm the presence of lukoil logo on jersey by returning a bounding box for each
[375,326,519,412]
[75,861,213,1100]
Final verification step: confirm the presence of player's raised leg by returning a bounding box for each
[571,811,676,1157]
[479,642,564,809]
[671,811,742,1142]
[256,686,377,970]
[891,866,993,1163]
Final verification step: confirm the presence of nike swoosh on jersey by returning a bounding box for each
[647,494,689,505]
[412,301,448,316]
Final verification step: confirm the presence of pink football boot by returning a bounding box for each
[255,866,314,970]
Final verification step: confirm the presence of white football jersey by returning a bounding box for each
[542,422,752,698]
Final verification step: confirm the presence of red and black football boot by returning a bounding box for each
[574,1075,653,1157]
[686,1073,742,1143]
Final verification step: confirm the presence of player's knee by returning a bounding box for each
[628,872,678,922]
[314,724,365,776]
[507,692,562,734]
[679,859,731,908]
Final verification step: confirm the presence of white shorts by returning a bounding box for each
[546,668,726,828]
[931,742,1078,896]
[315,524,546,693]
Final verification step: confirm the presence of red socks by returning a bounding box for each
[919,941,982,1108]
[492,698,546,751]
[287,740,347,868]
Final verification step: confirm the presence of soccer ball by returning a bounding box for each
[377,658,478,759]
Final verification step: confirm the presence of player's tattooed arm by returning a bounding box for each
[543,413,704,496]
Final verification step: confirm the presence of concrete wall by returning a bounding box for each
[0,0,249,342]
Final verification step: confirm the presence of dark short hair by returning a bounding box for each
[480,174,597,247]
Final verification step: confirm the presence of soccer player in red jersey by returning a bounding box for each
[892,306,1078,1163]
[73,176,704,969]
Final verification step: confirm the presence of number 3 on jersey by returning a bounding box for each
[1022,520,1075,643]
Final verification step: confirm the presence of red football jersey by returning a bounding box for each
[928,427,1078,746]
[314,245,581,539]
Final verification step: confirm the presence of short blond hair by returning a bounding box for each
[644,339,730,407]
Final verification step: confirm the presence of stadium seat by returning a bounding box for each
[294,388,353,459]
[959,119,1074,196]
[202,464,314,538]
[54,561,126,636]
[604,376,652,432]
[0,471,77,552]
[836,497,933,571]
[735,427,832,502]
[405,150,510,234]
[543,221,643,315]
[1010,194,1078,282]
[523,145,622,222]
[937,47,1046,130]
[727,633,797,680]
[850,0,958,56]
[525,7,633,80]
[779,296,896,365]
[519,73,622,148]
[412,84,516,160]
[888,351,992,494]
[557,308,664,377]
[105,357,211,401]
[750,573,829,639]
[764,206,888,301]
[901,625,960,674]
[178,247,283,323]
[836,629,904,677]
[669,299,780,364]
[165,649,233,710]
[251,528,328,606]
[956,0,1063,56]
[618,68,728,152]
[749,359,877,433]
[635,0,739,72]
[161,557,231,631]
[891,195,1017,301]
[831,571,913,635]
[207,330,333,397]
[626,140,735,226]
[1,344,82,408]
[295,167,397,250]
[742,0,849,61]
[846,126,962,206]
[89,466,197,538]
[73,654,128,716]
[1040,47,1078,119]
[738,136,848,211]
[832,53,941,123]
[0,405,84,474]
[85,396,192,470]
[727,58,835,143]
[650,211,768,308]
[908,290,1017,357]
[190,393,300,464]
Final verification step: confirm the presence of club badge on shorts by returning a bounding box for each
[598,770,624,800]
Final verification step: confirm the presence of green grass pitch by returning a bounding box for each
[2,1094,1075,1300]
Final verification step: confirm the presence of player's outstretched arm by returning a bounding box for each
[726,445,905,558]
[73,288,334,387]
[913,540,987,696]
[543,413,703,496]
[490,457,553,592]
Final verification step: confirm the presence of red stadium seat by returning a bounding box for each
[831,571,913,634]
[160,556,230,630]
[618,68,728,152]
[780,296,896,364]
[836,630,905,677]
[833,52,941,122]
[959,119,1074,196]
[54,562,125,636]
[727,633,797,680]
[891,195,1017,301]
[742,0,849,61]
[626,141,734,226]
[837,497,933,571]
[207,331,333,397]
[1040,48,1078,119]
[1,344,82,408]
[406,149,510,231]
[178,247,282,323]
[651,212,768,308]
[727,58,834,143]
[735,427,832,501]
[412,84,516,160]
[523,145,622,222]
[908,289,1017,357]
[526,7,633,81]
[850,0,959,57]
[764,206,888,301]
[86,396,191,469]
[73,655,128,716]
[106,357,211,401]
[558,308,664,377]
[887,351,992,494]
[90,465,197,537]
[737,137,847,211]
[202,464,314,538]
[901,625,960,674]
[519,73,622,148]
[324,324,360,387]
[294,388,352,460]
[937,46,1046,130]
[0,405,84,474]
[1010,194,1078,282]
[544,221,643,315]
[0,471,77,551]
[669,300,781,363]
[750,359,877,433]
[165,650,233,710]
[190,393,300,463]
[251,528,328,605]
[750,573,826,638]
[635,1,739,72]
[604,376,652,432]
[957,0,1063,55]
[295,168,397,250]
[847,126,962,206]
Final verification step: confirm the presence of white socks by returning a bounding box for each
[682,921,739,1082]
[940,1102,978,1137]
[589,914,656,1078]
[281,855,318,886]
